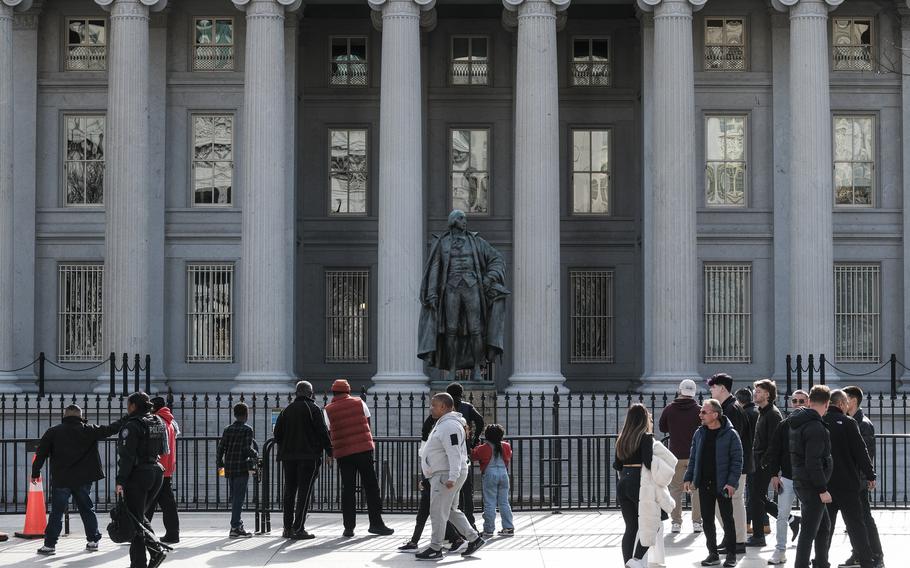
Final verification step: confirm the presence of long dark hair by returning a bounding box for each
[484,424,505,457]
[616,404,652,461]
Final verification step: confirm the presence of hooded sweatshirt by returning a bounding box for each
[155,407,178,477]
[659,397,702,459]
[420,411,469,482]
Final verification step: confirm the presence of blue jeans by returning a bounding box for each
[45,484,100,547]
[775,477,797,552]
[481,466,513,534]
[229,475,249,529]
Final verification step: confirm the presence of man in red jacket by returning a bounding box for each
[660,379,703,534]
[146,397,179,543]
[324,379,393,537]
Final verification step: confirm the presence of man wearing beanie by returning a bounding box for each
[324,379,393,537]
[659,379,703,534]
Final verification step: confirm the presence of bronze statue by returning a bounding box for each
[418,210,509,380]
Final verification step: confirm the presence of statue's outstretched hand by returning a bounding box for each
[426,295,438,309]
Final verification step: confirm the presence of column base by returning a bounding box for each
[899,372,910,393]
[638,371,703,395]
[93,374,170,396]
[0,371,23,393]
[505,372,569,394]
[369,372,430,394]
[231,371,294,394]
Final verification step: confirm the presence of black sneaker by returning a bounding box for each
[343,529,355,537]
[148,550,166,568]
[701,554,721,566]
[282,529,293,538]
[724,555,738,568]
[461,537,486,557]
[398,541,419,552]
[160,535,179,544]
[229,527,253,539]
[745,536,766,547]
[290,530,315,540]
[735,543,746,554]
[415,547,443,561]
[790,515,801,542]
[838,556,860,568]
[368,525,394,536]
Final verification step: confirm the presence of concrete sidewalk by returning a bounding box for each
[0,510,906,567]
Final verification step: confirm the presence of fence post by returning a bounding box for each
[786,354,792,396]
[133,354,140,393]
[37,352,45,398]
[145,354,151,393]
[121,353,129,396]
[109,352,116,397]
[808,354,814,389]
[551,386,562,513]
[819,354,826,385]
[891,353,897,399]
[796,354,803,391]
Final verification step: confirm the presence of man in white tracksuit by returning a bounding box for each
[414,393,486,561]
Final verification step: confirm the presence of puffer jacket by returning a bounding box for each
[788,407,833,493]
[420,411,469,482]
[683,415,744,493]
[638,440,678,548]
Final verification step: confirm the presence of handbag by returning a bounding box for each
[107,495,137,543]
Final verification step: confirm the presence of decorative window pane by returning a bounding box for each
[705,116,746,207]
[326,271,369,363]
[66,18,106,71]
[704,18,745,71]
[329,129,368,215]
[193,18,235,71]
[58,264,103,362]
[451,36,489,86]
[330,37,368,87]
[704,264,751,363]
[833,116,874,206]
[571,129,611,214]
[571,37,610,86]
[186,264,234,362]
[833,18,873,71]
[570,270,614,363]
[834,264,880,363]
[192,114,234,206]
[65,115,105,206]
[450,129,490,215]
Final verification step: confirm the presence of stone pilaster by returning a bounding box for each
[503,0,569,394]
[636,0,703,392]
[231,0,300,393]
[900,4,910,389]
[367,0,434,393]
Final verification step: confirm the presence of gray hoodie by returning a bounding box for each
[420,411,469,482]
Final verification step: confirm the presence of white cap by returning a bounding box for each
[678,379,697,397]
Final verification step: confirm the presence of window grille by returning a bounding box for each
[329,129,368,215]
[833,116,874,207]
[58,264,103,362]
[571,38,610,86]
[833,18,873,71]
[65,115,105,206]
[326,271,369,363]
[330,37,368,86]
[450,129,490,215]
[186,264,234,362]
[66,18,106,71]
[451,36,488,86]
[705,116,746,207]
[193,18,234,71]
[704,18,745,71]
[835,264,880,363]
[704,264,752,363]
[569,270,614,363]
[192,115,234,206]
[571,129,611,214]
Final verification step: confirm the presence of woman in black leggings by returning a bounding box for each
[614,403,655,567]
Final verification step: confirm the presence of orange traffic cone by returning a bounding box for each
[15,458,46,539]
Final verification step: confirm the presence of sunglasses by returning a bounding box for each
[791,398,808,404]
[698,410,716,415]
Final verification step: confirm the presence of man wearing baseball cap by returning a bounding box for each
[324,379,394,537]
[660,379,703,534]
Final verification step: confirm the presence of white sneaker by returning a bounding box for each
[86,541,99,552]
[767,550,787,565]
[671,522,682,533]
[693,521,703,533]
[625,558,647,568]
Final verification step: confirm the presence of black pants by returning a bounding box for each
[855,488,883,561]
[282,459,321,533]
[698,480,736,556]
[618,468,648,562]
[145,476,179,538]
[827,489,873,568]
[748,468,779,532]
[124,466,164,568]
[794,482,831,568]
[411,478,461,543]
[339,450,384,530]
[458,465,476,529]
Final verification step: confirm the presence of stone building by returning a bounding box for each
[0,0,907,394]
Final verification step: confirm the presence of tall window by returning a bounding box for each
[571,37,610,86]
[330,37,368,86]
[193,18,234,71]
[329,129,368,215]
[704,18,745,71]
[705,116,746,207]
[704,264,752,363]
[833,18,873,71]
[451,36,488,85]
[450,129,490,215]
[192,114,234,206]
[834,116,874,206]
[326,270,369,363]
[65,115,105,206]
[186,264,234,362]
[66,18,106,71]
[58,264,103,362]
[835,264,880,363]
[569,270,615,363]
[571,129,611,214]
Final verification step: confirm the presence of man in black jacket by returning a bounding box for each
[746,379,782,547]
[823,390,876,568]
[446,382,485,530]
[789,385,834,568]
[843,386,884,568]
[274,380,333,539]
[32,404,123,556]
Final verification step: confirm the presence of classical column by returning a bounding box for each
[636,0,703,392]
[772,0,840,369]
[900,4,910,389]
[503,0,569,394]
[367,0,435,394]
[0,0,32,393]
[231,0,301,393]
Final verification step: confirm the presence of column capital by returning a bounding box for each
[1,0,33,11]
[770,0,843,13]
[368,0,436,32]
[95,0,168,13]
[368,0,435,12]
[502,0,570,13]
[636,0,706,14]
[231,0,303,12]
